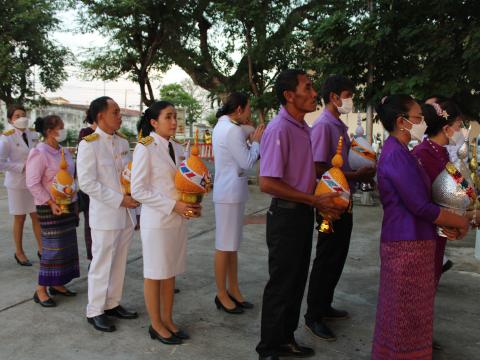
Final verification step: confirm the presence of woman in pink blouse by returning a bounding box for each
[26,115,80,307]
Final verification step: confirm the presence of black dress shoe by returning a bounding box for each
[323,307,349,320]
[442,259,453,274]
[105,305,138,319]
[87,314,116,332]
[170,329,190,340]
[149,326,182,345]
[14,254,32,266]
[305,320,336,341]
[48,287,77,297]
[37,251,42,259]
[174,288,180,294]
[33,291,56,307]
[433,339,443,351]
[278,341,315,358]
[258,356,279,360]
[228,292,254,309]
[214,296,244,314]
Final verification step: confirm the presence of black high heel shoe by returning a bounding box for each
[14,254,32,266]
[214,296,244,314]
[228,292,254,309]
[37,251,41,260]
[170,329,190,340]
[48,287,77,297]
[33,291,56,307]
[149,326,182,345]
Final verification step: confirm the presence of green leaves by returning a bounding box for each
[0,0,69,105]
[304,0,480,118]
[160,83,202,125]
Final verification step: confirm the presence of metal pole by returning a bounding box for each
[365,0,374,144]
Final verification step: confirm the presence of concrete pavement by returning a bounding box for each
[0,181,478,360]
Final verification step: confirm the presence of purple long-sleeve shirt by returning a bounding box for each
[377,136,440,242]
[311,109,355,190]
[260,107,316,195]
[26,143,76,206]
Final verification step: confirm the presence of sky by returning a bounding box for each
[45,9,190,110]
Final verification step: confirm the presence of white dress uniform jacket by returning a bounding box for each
[131,132,184,229]
[0,128,39,189]
[212,115,260,204]
[77,127,136,229]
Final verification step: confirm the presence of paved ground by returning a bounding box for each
[0,179,479,360]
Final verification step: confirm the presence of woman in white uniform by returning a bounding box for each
[131,101,201,345]
[212,92,264,313]
[0,104,42,266]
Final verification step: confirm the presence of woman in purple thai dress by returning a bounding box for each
[371,95,469,360]
[411,100,464,285]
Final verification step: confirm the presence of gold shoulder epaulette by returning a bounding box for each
[230,119,240,126]
[83,133,99,142]
[115,131,127,139]
[138,136,154,146]
[2,129,15,136]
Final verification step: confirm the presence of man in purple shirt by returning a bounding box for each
[256,69,344,360]
[304,75,376,341]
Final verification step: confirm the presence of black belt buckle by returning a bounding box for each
[272,198,301,209]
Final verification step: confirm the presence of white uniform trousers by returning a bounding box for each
[86,225,134,318]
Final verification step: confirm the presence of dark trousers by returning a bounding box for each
[304,211,353,322]
[256,200,314,357]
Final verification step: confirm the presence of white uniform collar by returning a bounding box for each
[95,126,116,140]
[150,132,172,151]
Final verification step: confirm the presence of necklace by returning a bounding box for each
[426,138,449,163]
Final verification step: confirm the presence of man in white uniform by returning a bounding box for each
[77,96,140,332]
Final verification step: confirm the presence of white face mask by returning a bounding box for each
[448,129,465,146]
[405,118,427,141]
[13,117,29,129]
[55,129,67,143]
[336,97,354,114]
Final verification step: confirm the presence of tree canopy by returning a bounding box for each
[159,83,202,126]
[0,0,69,106]
[305,0,480,119]
[77,0,480,120]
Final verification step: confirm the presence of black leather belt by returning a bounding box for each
[271,198,311,210]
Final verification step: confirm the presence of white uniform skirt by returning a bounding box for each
[141,226,187,280]
[7,188,36,215]
[214,202,245,251]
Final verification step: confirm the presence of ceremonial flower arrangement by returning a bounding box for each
[51,148,76,214]
[445,163,476,201]
[314,136,351,233]
[121,161,132,195]
[175,142,211,205]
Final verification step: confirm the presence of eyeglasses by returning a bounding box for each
[401,114,424,122]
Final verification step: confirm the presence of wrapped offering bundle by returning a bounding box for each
[50,148,75,214]
[315,136,351,233]
[121,161,132,195]
[175,144,211,204]
[432,162,476,237]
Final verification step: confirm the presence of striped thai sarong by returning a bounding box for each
[372,239,435,360]
[37,203,80,286]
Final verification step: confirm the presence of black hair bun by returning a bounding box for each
[85,109,94,125]
[34,117,44,133]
